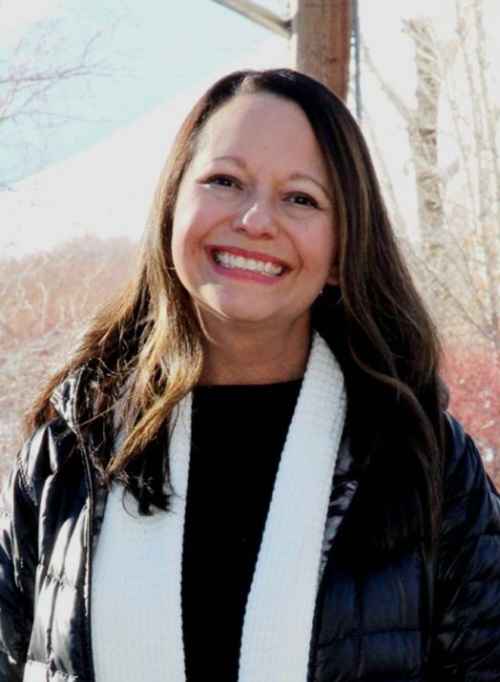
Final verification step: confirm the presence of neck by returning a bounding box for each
[199,319,312,386]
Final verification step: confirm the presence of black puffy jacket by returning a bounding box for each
[1,373,500,681]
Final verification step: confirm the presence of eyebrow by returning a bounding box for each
[288,172,332,200]
[212,155,332,201]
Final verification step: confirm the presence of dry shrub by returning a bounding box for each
[0,235,136,479]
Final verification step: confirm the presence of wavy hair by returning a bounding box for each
[27,69,446,556]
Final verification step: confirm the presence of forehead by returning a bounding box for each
[191,93,327,173]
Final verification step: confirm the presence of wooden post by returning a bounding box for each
[210,0,352,102]
[289,0,352,100]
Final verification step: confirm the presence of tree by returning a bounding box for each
[363,0,500,464]
[365,1,499,351]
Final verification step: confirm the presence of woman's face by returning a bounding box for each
[171,92,338,338]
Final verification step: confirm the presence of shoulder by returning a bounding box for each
[440,412,500,537]
[13,364,104,507]
[443,413,497,494]
[12,419,80,509]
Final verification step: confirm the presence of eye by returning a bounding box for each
[204,174,242,189]
[285,192,320,209]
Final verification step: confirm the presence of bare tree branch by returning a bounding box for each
[362,2,499,353]
[0,14,115,185]
[362,43,413,122]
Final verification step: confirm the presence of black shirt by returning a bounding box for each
[182,379,302,681]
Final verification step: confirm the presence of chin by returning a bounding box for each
[218,310,274,324]
[201,303,279,326]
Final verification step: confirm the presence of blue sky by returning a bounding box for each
[1,0,287,183]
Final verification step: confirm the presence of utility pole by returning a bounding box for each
[211,0,353,101]
[289,0,352,100]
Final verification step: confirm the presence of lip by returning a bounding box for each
[207,245,290,269]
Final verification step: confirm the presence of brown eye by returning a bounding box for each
[205,174,241,189]
[286,192,319,209]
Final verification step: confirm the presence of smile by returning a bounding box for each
[212,249,284,277]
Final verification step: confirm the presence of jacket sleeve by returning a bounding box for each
[0,429,46,682]
[429,416,500,680]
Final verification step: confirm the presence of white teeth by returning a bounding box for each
[213,250,283,276]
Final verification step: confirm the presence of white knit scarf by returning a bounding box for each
[91,332,346,682]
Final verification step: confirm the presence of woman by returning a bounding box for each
[1,69,499,682]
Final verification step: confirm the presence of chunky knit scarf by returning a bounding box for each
[91,332,346,682]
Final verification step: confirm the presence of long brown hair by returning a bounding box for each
[27,69,446,553]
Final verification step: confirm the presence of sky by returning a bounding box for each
[1,0,289,182]
[1,0,498,259]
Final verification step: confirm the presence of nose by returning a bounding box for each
[233,194,278,238]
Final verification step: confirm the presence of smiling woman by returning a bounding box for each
[1,69,500,682]
[171,92,337,384]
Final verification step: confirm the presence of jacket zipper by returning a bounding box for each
[81,441,97,682]
[69,367,97,682]
[83,450,97,682]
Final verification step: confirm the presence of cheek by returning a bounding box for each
[171,212,194,281]
[172,203,203,259]
[171,203,219,290]
[320,220,337,265]
[299,224,336,274]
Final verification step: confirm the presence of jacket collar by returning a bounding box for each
[50,367,86,433]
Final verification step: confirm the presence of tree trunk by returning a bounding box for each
[406,19,444,253]
[290,0,352,101]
